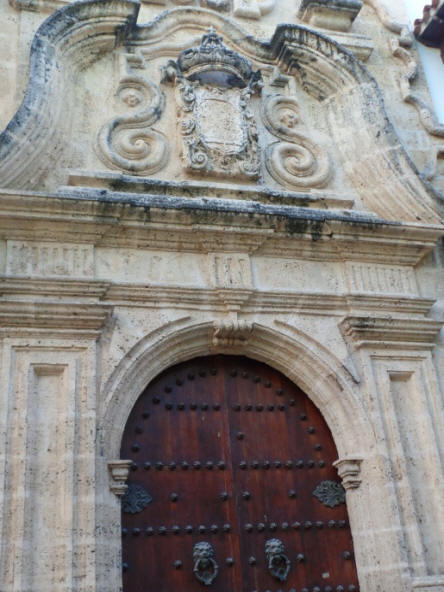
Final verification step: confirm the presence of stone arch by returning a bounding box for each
[99,320,369,459]
[97,319,404,592]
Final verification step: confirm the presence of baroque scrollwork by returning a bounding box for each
[97,76,169,175]
[162,28,262,180]
[263,93,331,189]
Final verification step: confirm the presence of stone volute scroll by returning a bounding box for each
[97,75,169,175]
[161,28,263,180]
[262,93,331,189]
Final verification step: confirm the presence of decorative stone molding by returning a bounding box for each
[212,319,253,346]
[0,2,442,222]
[298,0,363,32]
[108,460,133,496]
[68,170,352,209]
[333,457,363,490]
[412,576,444,591]
[346,262,417,296]
[0,0,139,190]
[0,277,110,299]
[9,0,276,16]
[233,0,275,19]
[6,241,94,278]
[262,93,331,189]
[0,300,112,337]
[211,253,253,290]
[326,30,374,62]
[339,316,442,349]
[0,189,440,266]
[363,0,413,46]
[97,75,169,176]
[9,0,67,11]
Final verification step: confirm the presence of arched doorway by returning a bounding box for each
[120,355,359,592]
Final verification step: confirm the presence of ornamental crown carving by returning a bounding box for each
[163,27,262,91]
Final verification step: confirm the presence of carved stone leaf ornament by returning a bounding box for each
[97,76,169,175]
[121,483,153,513]
[162,28,262,180]
[262,93,331,189]
[313,480,346,508]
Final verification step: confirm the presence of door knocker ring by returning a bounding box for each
[193,541,219,586]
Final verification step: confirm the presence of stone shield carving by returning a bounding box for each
[162,28,262,180]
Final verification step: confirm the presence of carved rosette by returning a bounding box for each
[262,94,331,189]
[162,28,262,180]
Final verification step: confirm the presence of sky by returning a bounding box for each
[404,0,444,122]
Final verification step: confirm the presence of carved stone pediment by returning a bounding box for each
[0,2,442,224]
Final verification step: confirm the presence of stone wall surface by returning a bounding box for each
[0,0,443,591]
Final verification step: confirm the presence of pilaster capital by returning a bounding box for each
[340,315,442,350]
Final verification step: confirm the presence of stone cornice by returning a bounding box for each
[10,0,67,11]
[0,277,436,318]
[0,300,112,337]
[339,315,443,349]
[67,171,356,210]
[0,190,442,266]
[0,277,110,299]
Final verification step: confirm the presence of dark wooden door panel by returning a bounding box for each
[121,356,359,592]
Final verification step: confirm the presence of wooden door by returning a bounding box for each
[121,356,360,592]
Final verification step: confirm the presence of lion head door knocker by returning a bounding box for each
[162,27,262,180]
[193,542,219,586]
[265,538,291,582]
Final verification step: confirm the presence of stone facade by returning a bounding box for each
[0,1,443,591]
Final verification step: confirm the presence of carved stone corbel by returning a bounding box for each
[333,457,363,490]
[108,459,133,496]
[212,319,253,346]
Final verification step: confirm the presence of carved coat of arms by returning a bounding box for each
[162,28,262,179]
